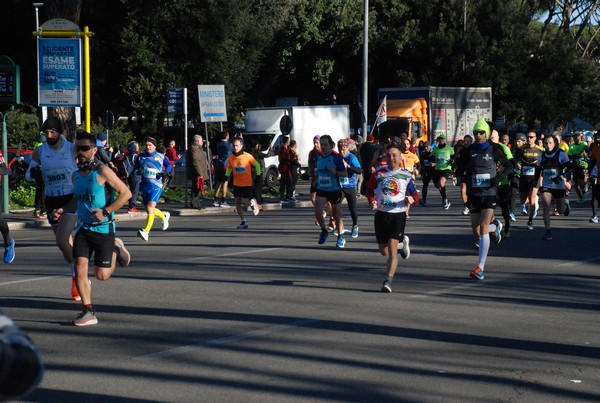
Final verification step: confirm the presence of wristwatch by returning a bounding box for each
[102,208,110,217]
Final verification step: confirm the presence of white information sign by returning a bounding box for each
[198,84,227,123]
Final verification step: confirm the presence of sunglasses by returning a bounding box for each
[473,130,486,135]
[528,136,536,139]
[75,145,95,152]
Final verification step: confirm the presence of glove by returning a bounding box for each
[552,176,562,184]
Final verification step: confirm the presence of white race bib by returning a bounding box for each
[143,167,159,179]
[318,176,332,188]
[522,166,535,176]
[472,173,491,188]
[45,169,69,186]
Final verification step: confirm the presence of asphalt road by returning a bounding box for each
[2,182,600,402]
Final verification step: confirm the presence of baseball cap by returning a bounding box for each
[516,133,527,141]
[437,134,446,140]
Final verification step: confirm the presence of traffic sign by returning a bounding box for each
[198,84,227,123]
[0,56,20,105]
[167,88,184,115]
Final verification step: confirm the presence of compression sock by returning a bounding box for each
[143,214,155,233]
[477,234,490,270]
[153,208,165,220]
[440,187,447,201]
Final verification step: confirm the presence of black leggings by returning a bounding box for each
[0,210,10,246]
[342,187,358,227]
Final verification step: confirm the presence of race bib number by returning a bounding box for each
[472,173,491,188]
[45,169,69,186]
[234,165,246,174]
[142,167,159,179]
[339,177,350,186]
[522,166,535,176]
[542,168,557,180]
[318,176,332,188]
[436,156,447,165]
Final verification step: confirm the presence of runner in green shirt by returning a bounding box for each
[431,135,455,209]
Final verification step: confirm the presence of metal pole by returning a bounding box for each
[183,88,189,206]
[84,26,91,133]
[33,3,43,31]
[1,110,9,213]
[205,123,213,191]
[362,0,369,139]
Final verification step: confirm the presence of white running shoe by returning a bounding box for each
[162,212,170,230]
[137,229,149,241]
[251,198,260,216]
[399,235,410,259]
[462,206,470,215]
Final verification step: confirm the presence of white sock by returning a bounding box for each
[478,234,490,269]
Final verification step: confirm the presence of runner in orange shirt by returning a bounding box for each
[399,138,419,218]
[225,137,262,229]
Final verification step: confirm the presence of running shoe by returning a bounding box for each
[381,280,392,293]
[552,208,560,216]
[236,221,248,229]
[162,212,171,230]
[326,220,336,232]
[336,236,346,248]
[288,198,299,203]
[521,205,528,216]
[137,229,149,241]
[400,235,410,259]
[71,276,81,301]
[473,239,480,250]
[443,200,451,210]
[419,199,427,207]
[590,216,598,223]
[318,229,329,244]
[250,198,261,216]
[532,209,538,219]
[527,220,533,230]
[220,201,230,208]
[509,211,516,222]
[213,200,220,207]
[462,206,470,215]
[469,266,484,280]
[3,238,15,264]
[543,229,553,240]
[351,226,359,238]
[492,220,502,244]
[563,199,571,216]
[128,207,140,213]
[73,308,98,327]
[332,228,339,236]
[114,238,130,268]
[502,227,511,238]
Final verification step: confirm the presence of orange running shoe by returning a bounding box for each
[71,276,81,301]
[469,266,484,280]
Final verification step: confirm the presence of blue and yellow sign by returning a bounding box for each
[37,38,82,107]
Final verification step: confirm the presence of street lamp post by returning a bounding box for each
[33,3,44,31]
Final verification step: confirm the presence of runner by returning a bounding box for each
[25,117,80,300]
[53,131,132,326]
[225,137,261,229]
[365,143,418,293]
[431,134,455,209]
[539,133,572,240]
[418,141,434,207]
[337,139,362,237]
[0,149,14,264]
[588,133,600,223]
[455,118,513,280]
[489,130,515,237]
[135,137,172,241]
[314,135,348,248]
[399,138,419,218]
[568,132,589,203]
[513,131,543,230]
[454,134,473,215]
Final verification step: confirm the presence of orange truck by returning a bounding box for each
[377,86,492,145]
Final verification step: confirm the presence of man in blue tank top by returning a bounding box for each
[53,131,132,326]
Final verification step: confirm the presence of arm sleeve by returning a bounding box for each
[493,144,513,182]
[25,159,40,181]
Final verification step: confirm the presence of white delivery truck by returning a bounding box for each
[244,105,350,188]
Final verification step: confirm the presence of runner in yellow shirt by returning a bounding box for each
[225,137,262,229]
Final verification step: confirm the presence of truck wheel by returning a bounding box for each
[265,168,279,189]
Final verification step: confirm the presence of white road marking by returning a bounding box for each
[186,247,282,261]
[409,279,498,298]
[558,256,600,267]
[0,275,60,286]
[136,318,317,361]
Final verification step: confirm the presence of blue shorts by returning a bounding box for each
[142,187,163,205]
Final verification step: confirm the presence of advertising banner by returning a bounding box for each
[198,84,227,123]
[38,38,82,107]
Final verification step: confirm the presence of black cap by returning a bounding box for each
[42,117,62,133]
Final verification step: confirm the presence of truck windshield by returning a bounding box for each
[242,133,275,152]
[377,119,410,141]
